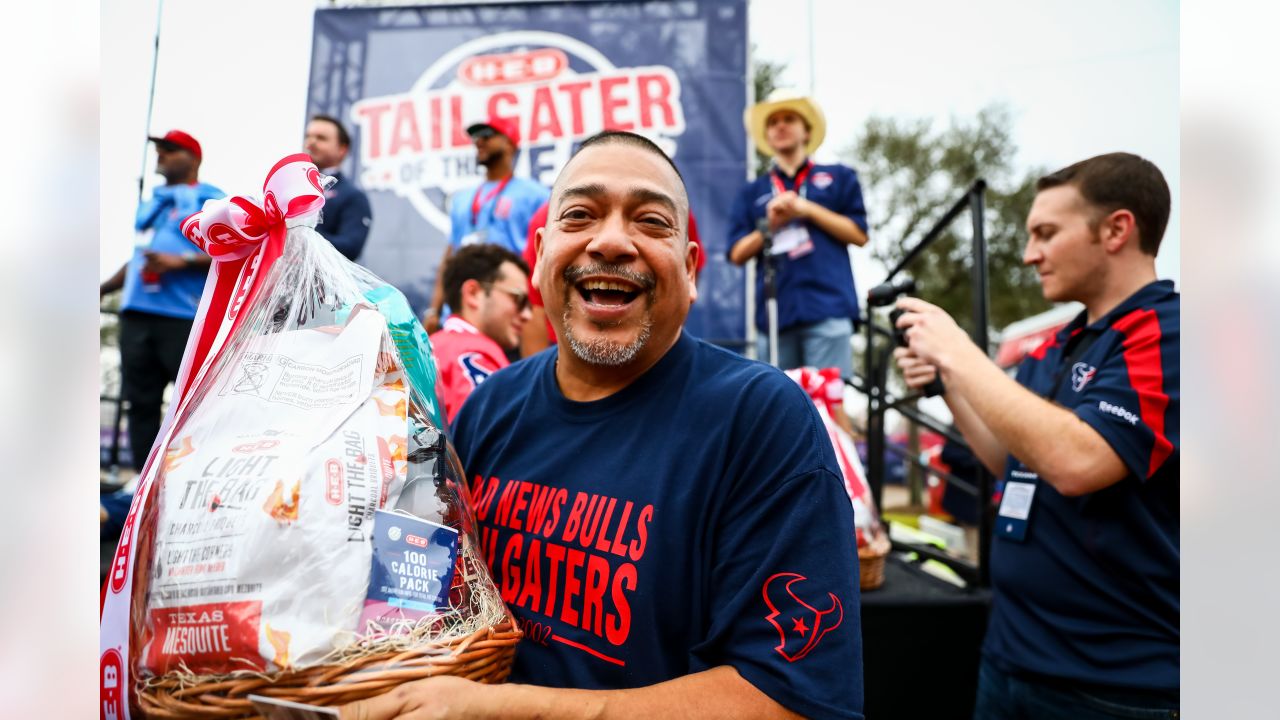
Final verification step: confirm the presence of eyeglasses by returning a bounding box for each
[488,284,531,311]
[470,127,497,141]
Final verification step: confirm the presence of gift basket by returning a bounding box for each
[100,155,519,719]
[784,367,890,590]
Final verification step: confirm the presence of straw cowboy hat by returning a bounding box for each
[745,89,827,157]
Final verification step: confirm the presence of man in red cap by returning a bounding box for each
[424,116,549,333]
[100,129,224,472]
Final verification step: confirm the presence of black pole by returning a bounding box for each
[968,180,990,353]
[865,310,885,512]
[884,179,987,283]
[968,181,994,588]
[885,398,968,447]
[861,179,995,588]
[137,0,164,203]
[757,219,779,367]
[109,387,124,471]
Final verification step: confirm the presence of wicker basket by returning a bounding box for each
[858,528,891,591]
[134,615,521,719]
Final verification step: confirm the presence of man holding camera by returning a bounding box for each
[895,153,1179,719]
[727,89,869,375]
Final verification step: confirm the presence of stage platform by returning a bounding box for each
[860,554,992,719]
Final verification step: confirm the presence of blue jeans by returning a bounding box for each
[975,658,1179,720]
[757,317,854,376]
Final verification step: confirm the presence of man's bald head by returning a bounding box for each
[552,131,689,220]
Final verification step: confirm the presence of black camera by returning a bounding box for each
[867,277,945,398]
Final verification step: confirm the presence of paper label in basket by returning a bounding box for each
[359,510,458,631]
[144,600,263,674]
[248,695,340,719]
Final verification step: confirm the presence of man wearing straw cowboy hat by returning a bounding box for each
[728,89,870,376]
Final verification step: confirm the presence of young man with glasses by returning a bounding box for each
[429,243,533,424]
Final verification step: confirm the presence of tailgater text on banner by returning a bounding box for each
[306,0,749,347]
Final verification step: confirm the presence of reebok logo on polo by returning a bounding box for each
[1098,400,1139,426]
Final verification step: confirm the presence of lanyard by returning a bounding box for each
[769,160,814,199]
[470,175,512,225]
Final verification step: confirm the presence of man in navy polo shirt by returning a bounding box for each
[894,153,1179,719]
[304,114,373,261]
[342,131,864,720]
[728,89,869,375]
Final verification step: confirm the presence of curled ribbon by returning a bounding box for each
[181,153,328,262]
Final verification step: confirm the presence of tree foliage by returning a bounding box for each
[751,53,788,177]
[844,105,1051,337]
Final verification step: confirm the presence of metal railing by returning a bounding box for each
[100,308,128,480]
[854,180,994,587]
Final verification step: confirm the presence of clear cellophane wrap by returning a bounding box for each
[111,156,515,717]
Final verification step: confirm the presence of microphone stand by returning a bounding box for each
[758,219,779,367]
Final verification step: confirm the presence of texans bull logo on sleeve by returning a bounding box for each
[1071,361,1097,392]
[459,352,494,388]
[762,572,843,662]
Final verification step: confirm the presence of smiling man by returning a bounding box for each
[894,153,1179,719]
[342,131,865,720]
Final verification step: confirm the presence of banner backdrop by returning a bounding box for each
[307,0,748,346]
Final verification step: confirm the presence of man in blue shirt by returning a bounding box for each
[304,114,372,261]
[425,115,550,332]
[341,131,864,720]
[728,89,869,376]
[100,129,223,471]
[894,153,1179,719]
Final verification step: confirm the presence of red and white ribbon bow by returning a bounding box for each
[181,153,328,261]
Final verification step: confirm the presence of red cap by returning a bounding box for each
[148,129,202,160]
[466,116,521,148]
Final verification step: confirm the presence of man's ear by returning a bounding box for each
[531,227,544,287]
[1100,209,1137,253]
[460,278,486,312]
[686,239,700,305]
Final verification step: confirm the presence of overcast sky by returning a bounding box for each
[102,0,1179,297]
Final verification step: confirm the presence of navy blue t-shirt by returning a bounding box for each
[452,332,865,719]
[316,171,372,261]
[726,162,868,332]
[986,280,1180,691]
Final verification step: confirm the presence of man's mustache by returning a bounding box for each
[562,263,657,293]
